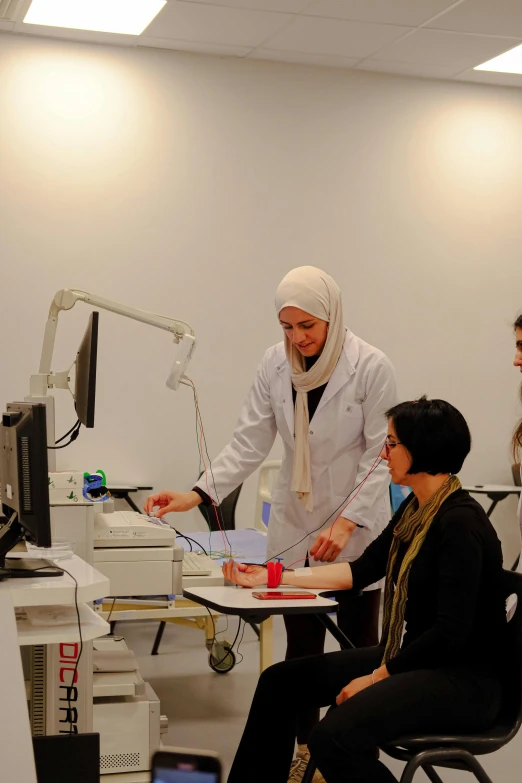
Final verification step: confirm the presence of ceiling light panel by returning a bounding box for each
[23,0,167,36]
[474,43,522,74]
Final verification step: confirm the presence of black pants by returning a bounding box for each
[227,646,502,783]
[284,588,381,743]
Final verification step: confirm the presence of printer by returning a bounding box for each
[93,507,184,596]
[93,636,168,775]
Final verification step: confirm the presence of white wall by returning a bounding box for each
[1,33,521,560]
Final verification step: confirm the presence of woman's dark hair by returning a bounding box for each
[386,396,471,476]
[513,313,522,461]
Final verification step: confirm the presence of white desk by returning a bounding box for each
[463,485,522,517]
[182,585,343,671]
[3,553,109,607]
[183,585,339,619]
[1,555,110,739]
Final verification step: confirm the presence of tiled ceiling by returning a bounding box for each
[2,0,522,87]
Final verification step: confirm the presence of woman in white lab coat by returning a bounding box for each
[513,312,522,574]
[145,266,397,778]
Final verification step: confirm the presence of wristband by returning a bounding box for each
[267,561,284,588]
[372,670,377,685]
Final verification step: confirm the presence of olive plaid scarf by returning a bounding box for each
[381,475,462,665]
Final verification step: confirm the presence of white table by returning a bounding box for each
[463,485,522,517]
[182,585,339,619]
[182,585,346,671]
[2,554,110,738]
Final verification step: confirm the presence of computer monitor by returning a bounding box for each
[0,402,61,578]
[75,311,98,428]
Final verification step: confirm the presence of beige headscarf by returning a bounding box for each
[275,266,345,512]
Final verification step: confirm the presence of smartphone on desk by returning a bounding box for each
[152,749,222,783]
[252,590,316,600]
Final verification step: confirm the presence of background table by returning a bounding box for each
[106,483,153,513]
[463,485,522,517]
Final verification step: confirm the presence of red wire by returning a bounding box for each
[286,557,308,569]
[317,449,383,554]
[273,439,386,568]
[187,378,229,554]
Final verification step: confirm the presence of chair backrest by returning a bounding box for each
[499,569,522,737]
[197,482,242,531]
[254,460,282,532]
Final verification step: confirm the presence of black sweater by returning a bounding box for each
[351,490,509,677]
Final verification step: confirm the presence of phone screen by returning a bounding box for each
[152,749,221,783]
[153,769,218,783]
[252,591,316,600]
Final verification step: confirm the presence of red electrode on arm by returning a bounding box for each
[267,560,284,588]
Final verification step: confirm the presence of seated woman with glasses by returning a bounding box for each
[224,397,510,783]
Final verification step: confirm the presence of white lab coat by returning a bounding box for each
[195,330,398,584]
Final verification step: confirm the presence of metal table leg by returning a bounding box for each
[151,622,166,656]
[259,616,273,672]
[317,613,355,650]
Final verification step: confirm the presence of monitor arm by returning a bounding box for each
[31,288,195,397]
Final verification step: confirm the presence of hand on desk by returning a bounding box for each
[222,560,266,588]
[144,490,202,518]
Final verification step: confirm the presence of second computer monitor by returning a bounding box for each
[75,311,98,428]
[0,401,51,548]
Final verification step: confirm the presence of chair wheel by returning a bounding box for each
[208,642,236,673]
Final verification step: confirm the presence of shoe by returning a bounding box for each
[287,745,326,783]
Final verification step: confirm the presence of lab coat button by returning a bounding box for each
[346,406,352,413]
[309,430,314,435]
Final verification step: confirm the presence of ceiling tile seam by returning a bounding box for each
[450,65,481,80]
[297,0,470,28]
[9,28,139,48]
[353,0,471,71]
[137,38,251,54]
[425,27,522,41]
[143,32,258,48]
[244,5,307,59]
[295,15,423,30]
[173,0,299,17]
[248,51,368,66]
[413,0,469,28]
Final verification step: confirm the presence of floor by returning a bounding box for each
[119,615,521,783]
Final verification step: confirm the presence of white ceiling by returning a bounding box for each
[2,0,522,87]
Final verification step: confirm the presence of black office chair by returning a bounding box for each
[302,569,522,783]
[197,482,242,531]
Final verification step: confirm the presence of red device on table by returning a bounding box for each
[252,591,317,600]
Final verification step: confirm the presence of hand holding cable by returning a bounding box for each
[309,517,357,563]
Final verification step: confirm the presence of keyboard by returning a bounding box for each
[182,551,216,577]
